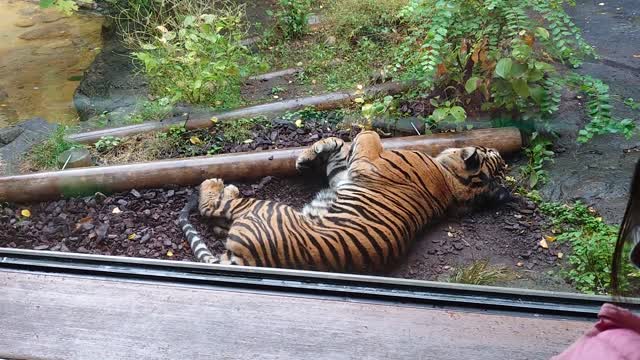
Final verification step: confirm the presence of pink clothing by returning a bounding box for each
[552,303,640,360]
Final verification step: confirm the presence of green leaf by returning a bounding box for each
[529,85,545,104]
[495,58,513,79]
[431,108,449,122]
[512,79,530,98]
[534,27,550,40]
[529,171,539,188]
[465,77,479,93]
[510,62,527,78]
[449,106,467,122]
[40,0,54,8]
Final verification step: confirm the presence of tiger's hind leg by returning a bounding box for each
[295,137,350,189]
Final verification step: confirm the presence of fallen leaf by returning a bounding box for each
[557,252,564,259]
[166,250,174,257]
[78,216,93,224]
[354,97,365,103]
[539,238,549,249]
[243,139,253,144]
[112,207,122,214]
[20,209,31,218]
[210,116,218,124]
[516,261,524,267]
[128,233,136,240]
[544,235,557,243]
[190,136,203,145]
[295,119,303,128]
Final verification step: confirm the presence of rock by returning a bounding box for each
[38,12,68,24]
[14,19,36,28]
[0,118,56,174]
[57,148,93,169]
[0,89,8,102]
[19,23,71,41]
[131,189,141,198]
[34,244,50,250]
[33,39,74,55]
[166,190,175,198]
[0,127,23,145]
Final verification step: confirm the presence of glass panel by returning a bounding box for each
[0,0,638,299]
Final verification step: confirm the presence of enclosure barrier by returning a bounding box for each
[1,127,522,203]
[67,81,413,145]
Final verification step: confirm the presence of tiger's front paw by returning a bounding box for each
[200,178,225,195]
[295,137,345,173]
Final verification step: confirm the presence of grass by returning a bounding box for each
[261,0,403,92]
[22,126,81,171]
[449,260,514,286]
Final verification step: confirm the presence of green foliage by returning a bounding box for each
[95,136,123,153]
[325,0,407,41]
[361,95,398,123]
[393,0,629,142]
[25,126,80,170]
[567,74,635,143]
[524,192,639,294]
[538,200,636,294]
[624,98,640,111]
[427,97,467,126]
[449,260,513,285]
[40,0,92,15]
[127,97,174,124]
[520,133,554,189]
[132,3,265,106]
[271,0,312,40]
[219,117,271,144]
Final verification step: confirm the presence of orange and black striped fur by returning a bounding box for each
[179,130,508,273]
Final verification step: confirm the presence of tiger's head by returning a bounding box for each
[435,146,510,207]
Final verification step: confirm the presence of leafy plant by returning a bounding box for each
[393,0,631,142]
[24,126,80,170]
[133,3,265,106]
[127,97,174,124]
[361,95,398,124]
[271,0,312,40]
[525,192,640,294]
[567,75,635,143]
[624,97,640,111]
[520,132,554,189]
[95,136,123,153]
[39,0,92,15]
[427,97,467,127]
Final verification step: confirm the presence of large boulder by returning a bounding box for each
[73,19,149,122]
[0,118,57,176]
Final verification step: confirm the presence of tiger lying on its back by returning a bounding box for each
[179,130,508,273]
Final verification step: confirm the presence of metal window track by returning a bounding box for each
[1,248,638,320]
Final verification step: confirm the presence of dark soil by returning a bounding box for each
[151,113,361,160]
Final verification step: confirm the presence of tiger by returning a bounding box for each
[178,130,509,273]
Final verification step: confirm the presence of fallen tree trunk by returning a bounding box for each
[67,81,413,145]
[3,128,522,203]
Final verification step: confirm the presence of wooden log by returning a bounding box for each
[67,81,413,145]
[1,128,522,203]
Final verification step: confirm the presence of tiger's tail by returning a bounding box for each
[179,193,218,264]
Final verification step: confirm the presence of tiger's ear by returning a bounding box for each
[462,148,480,172]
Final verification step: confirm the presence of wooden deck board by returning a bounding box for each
[0,270,591,360]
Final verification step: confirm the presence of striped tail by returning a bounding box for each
[179,193,218,264]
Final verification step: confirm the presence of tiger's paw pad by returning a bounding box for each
[200,178,225,195]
